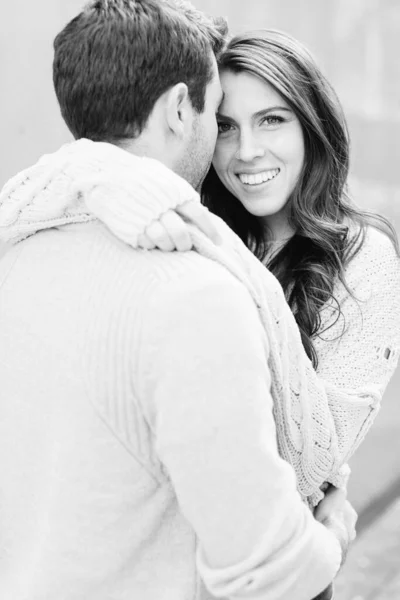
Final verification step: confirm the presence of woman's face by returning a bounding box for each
[213,70,305,235]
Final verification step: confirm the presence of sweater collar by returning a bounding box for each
[0,138,199,245]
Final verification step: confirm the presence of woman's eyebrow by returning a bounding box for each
[217,106,293,122]
[253,106,293,119]
[216,112,236,123]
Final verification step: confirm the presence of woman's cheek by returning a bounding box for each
[213,145,232,178]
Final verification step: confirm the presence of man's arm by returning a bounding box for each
[136,259,343,600]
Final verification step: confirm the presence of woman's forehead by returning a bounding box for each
[219,71,290,116]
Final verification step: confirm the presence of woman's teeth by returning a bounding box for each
[238,169,280,186]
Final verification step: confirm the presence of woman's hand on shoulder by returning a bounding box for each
[137,200,221,252]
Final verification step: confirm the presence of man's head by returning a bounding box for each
[53,0,227,188]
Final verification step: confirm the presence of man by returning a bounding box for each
[0,1,354,599]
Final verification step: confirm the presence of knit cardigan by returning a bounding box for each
[1,139,399,505]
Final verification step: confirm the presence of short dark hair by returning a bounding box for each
[53,0,228,142]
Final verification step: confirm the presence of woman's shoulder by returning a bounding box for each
[320,223,400,340]
[346,223,399,278]
[331,224,400,313]
[362,224,398,251]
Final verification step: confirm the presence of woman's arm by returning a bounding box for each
[314,227,400,464]
[227,221,400,504]
[84,161,400,504]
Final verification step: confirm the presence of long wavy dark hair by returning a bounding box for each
[202,29,399,367]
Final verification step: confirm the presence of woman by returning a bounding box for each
[113,33,400,597]
[203,29,400,370]
[141,28,400,369]
[1,24,397,554]
[85,29,400,504]
[0,28,396,600]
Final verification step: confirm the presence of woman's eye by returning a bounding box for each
[217,122,233,134]
[262,115,284,126]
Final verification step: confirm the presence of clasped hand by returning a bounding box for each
[137,201,220,251]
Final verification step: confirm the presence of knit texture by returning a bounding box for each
[0,139,197,246]
[1,139,399,506]
[0,154,344,598]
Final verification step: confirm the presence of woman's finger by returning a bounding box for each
[314,485,347,523]
[137,232,156,250]
[342,501,358,541]
[145,219,175,252]
[160,210,193,252]
[176,201,221,244]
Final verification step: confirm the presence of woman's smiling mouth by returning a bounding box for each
[237,168,280,186]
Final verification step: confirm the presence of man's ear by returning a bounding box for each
[165,83,193,138]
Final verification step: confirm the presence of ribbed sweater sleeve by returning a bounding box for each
[135,259,342,600]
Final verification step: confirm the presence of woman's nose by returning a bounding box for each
[236,133,265,162]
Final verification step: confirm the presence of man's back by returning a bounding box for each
[0,219,343,600]
[0,222,209,598]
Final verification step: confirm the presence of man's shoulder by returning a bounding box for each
[136,247,248,298]
[94,228,242,291]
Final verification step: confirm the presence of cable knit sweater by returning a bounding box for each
[1,140,400,508]
[0,141,345,600]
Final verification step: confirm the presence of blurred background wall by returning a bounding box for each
[1,0,399,514]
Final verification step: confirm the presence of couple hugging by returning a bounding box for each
[0,1,399,599]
